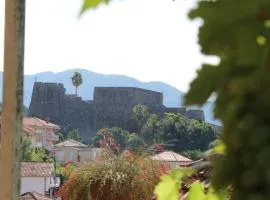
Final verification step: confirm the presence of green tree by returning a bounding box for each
[182,149,203,161]
[94,127,129,151]
[30,148,51,162]
[126,133,145,150]
[22,137,51,161]
[71,72,83,95]
[58,132,67,142]
[133,104,150,132]
[141,114,163,144]
[67,129,82,142]
[140,113,218,153]
[22,137,32,161]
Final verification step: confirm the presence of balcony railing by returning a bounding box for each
[47,134,59,141]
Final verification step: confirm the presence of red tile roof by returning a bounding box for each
[21,162,54,177]
[0,116,60,135]
[23,118,60,130]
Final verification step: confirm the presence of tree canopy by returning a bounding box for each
[93,109,219,157]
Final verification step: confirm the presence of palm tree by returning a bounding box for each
[71,72,83,95]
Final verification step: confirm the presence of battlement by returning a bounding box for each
[94,87,163,106]
[34,82,64,89]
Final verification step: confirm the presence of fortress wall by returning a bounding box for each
[93,87,163,106]
[184,109,205,122]
[165,107,186,114]
[28,83,206,142]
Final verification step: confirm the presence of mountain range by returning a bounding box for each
[0,69,220,125]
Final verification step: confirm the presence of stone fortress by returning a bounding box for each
[28,82,206,142]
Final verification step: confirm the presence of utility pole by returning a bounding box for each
[0,0,26,199]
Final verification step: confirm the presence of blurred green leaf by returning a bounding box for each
[212,142,226,154]
[188,181,206,200]
[170,168,195,180]
[264,20,270,28]
[154,175,179,200]
[185,64,221,106]
[256,36,267,46]
[80,0,111,15]
[205,187,228,200]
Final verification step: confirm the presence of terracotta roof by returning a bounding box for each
[0,116,60,135]
[23,117,60,130]
[151,151,192,162]
[54,139,87,147]
[21,162,54,177]
[20,191,52,200]
[23,125,36,135]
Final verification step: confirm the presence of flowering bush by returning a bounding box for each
[59,150,169,200]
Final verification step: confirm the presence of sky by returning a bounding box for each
[0,0,219,92]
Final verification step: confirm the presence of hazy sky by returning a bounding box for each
[0,0,218,92]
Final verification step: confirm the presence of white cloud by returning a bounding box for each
[0,0,219,92]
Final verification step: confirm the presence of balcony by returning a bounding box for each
[47,134,59,141]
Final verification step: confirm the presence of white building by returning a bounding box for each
[20,161,60,196]
[50,139,103,163]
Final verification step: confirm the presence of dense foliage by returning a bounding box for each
[93,110,218,157]
[67,129,82,142]
[22,137,52,161]
[58,129,83,143]
[60,150,169,200]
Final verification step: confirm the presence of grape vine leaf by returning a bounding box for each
[154,175,179,200]
[185,64,221,106]
[187,181,206,200]
[170,168,195,180]
[80,0,111,15]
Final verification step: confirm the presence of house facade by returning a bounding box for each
[50,139,103,163]
[20,162,60,196]
[23,117,60,149]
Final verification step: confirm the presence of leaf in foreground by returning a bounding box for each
[154,175,179,200]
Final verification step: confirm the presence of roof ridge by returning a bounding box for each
[21,161,53,163]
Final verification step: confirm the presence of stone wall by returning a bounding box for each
[94,87,163,106]
[28,82,206,142]
[185,109,205,122]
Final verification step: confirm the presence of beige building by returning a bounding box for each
[50,139,103,163]
[23,117,60,149]
[151,151,193,169]
[0,117,60,149]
